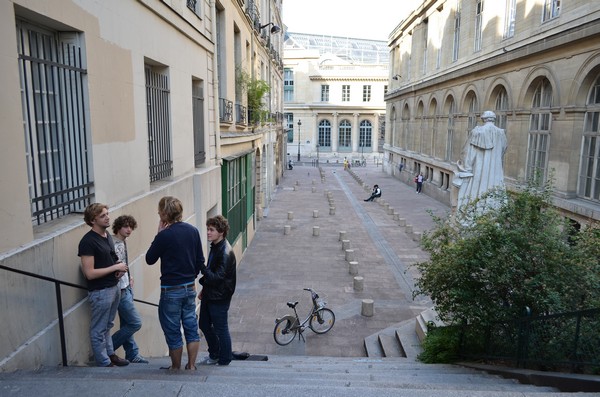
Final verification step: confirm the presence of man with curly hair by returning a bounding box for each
[198,215,237,366]
[111,215,148,364]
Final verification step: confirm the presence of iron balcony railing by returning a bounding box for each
[235,103,247,125]
[219,98,233,123]
[0,263,158,367]
[458,307,600,374]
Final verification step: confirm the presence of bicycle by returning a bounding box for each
[273,288,336,345]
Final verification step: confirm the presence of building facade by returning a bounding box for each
[0,0,283,370]
[385,0,600,226]
[283,33,388,164]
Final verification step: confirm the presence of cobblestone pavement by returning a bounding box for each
[201,162,450,358]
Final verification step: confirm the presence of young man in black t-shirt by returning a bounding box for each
[78,203,129,367]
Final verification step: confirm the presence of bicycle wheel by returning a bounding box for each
[273,318,297,345]
[309,308,335,334]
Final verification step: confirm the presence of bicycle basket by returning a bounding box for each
[315,297,327,309]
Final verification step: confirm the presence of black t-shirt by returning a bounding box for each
[78,230,119,291]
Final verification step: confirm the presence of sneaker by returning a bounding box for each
[129,355,149,364]
[109,354,129,367]
[198,356,218,365]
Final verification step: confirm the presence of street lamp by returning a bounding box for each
[297,119,302,162]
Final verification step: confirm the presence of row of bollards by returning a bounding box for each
[338,230,373,317]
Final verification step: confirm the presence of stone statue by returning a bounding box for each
[453,111,507,212]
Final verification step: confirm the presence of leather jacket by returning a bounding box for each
[199,238,236,301]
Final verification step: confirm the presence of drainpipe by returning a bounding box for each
[211,0,221,162]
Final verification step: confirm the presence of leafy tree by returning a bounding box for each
[236,69,270,125]
[414,181,600,329]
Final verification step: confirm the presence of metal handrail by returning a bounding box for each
[0,263,158,367]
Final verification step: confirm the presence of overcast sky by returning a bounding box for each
[282,0,422,41]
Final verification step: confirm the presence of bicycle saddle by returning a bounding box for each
[287,301,299,308]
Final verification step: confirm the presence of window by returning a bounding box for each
[542,0,560,22]
[145,64,173,182]
[192,79,205,166]
[527,79,553,184]
[359,120,373,149]
[474,0,483,52]
[452,1,461,62]
[467,94,478,132]
[579,75,600,201]
[504,0,516,38]
[446,98,456,161]
[494,86,509,129]
[187,0,201,17]
[17,19,93,225]
[318,120,331,148]
[342,85,350,102]
[222,154,250,243]
[384,85,388,95]
[321,84,329,102]
[338,120,352,150]
[362,85,371,102]
[284,68,294,102]
[285,113,294,142]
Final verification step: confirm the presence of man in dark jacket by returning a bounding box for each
[197,215,237,366]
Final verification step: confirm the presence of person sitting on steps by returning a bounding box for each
[364,185,382,202]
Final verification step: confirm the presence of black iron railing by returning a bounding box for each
[0,263,158,367]
[219,98,233,123]
[458,307,600,374]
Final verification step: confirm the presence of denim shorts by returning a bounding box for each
[158,285,200,350]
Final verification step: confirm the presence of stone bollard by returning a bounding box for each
[348,261,358,275]
[393,213,399,221]
[345,249,355,262]
[398,218,406,227]
[413,232,422,242]
[361,299,374,317]
[284,225,291,235]
[287,211,294,220]
[406,224,413,234]
[313,226,320,236]
[341,240,351,250]
[312,179,316,185]
[324,190,329,197]
[296,180,299,186]
[313,210,319,218]
[312,186,316,193]
[339,231,347,241]
[353,276,364,291]
[384,202,390,211]
[293,185,297,191]
[329,206,336,215]
[387,206,394,215]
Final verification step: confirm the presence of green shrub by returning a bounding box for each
[418,324,461,363]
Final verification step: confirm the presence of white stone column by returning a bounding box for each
[372,113,380,153]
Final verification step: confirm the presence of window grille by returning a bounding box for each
[145,65,173,182]
[17,20,93,225]
[362,85,371,102]
[359,120,372,148]
[338,120,351,149]
[342,85,350,102]
[321,85,329,102]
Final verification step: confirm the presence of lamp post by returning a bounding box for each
[297,119,302,162]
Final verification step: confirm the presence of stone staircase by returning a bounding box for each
[0,355,566,397]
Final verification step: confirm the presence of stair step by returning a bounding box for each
[378,334,404,357]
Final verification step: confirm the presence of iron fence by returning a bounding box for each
[459,307,600,374]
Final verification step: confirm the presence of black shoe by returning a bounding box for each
[109,354,129,366]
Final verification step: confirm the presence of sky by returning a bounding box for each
[283,0,423,41]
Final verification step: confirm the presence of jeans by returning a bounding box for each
[111,287,142,360]
[199,299,232,365]
[88,285,120,366]
[158,285,200,350]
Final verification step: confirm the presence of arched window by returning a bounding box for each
[579,73,600,201]
[338,119,351,151]
[401,104,410,149]
[494,86,509,129]
[318,120,331,149]
[446,97,456,161]
[527,78,553,184]
[466,92,478,132]
[359,120,372,151]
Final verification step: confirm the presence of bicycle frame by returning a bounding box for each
[277,289,324,338]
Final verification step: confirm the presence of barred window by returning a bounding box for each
[145,64,173,182]
[17,19,93,225]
